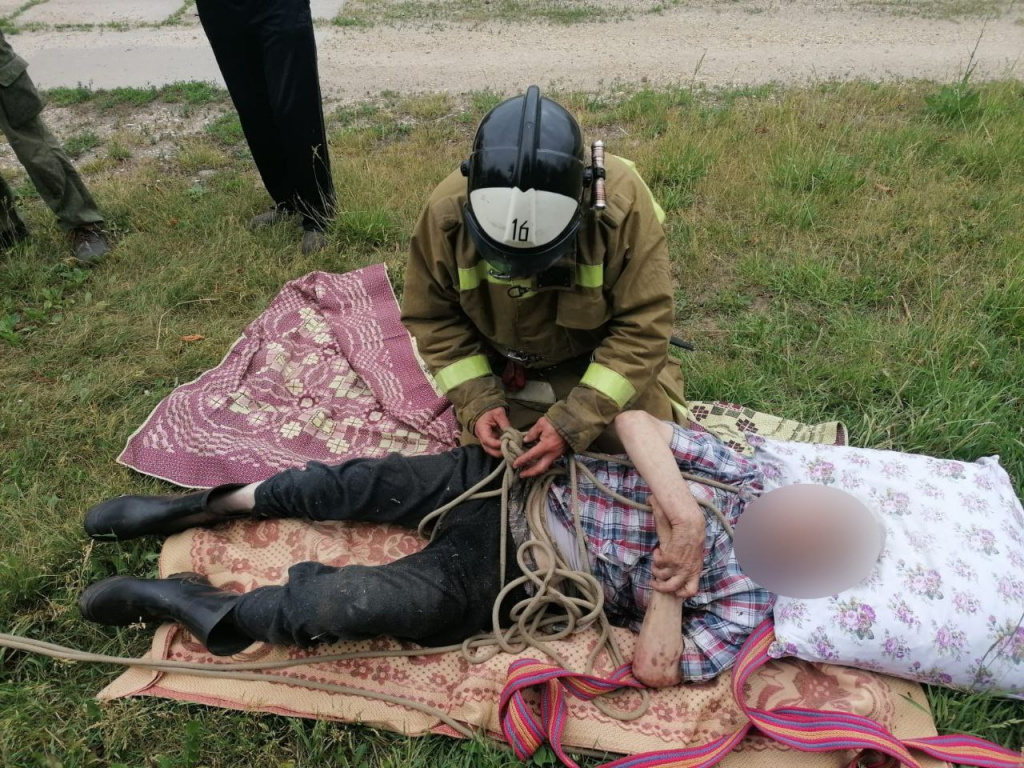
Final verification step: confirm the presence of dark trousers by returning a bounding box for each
[234,447,526,648]
[196,0,335,231]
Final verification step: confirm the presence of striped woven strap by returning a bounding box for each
[497,620,1023,768]
[500,658,643,768]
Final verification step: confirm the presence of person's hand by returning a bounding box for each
[474,407,511,458]
[650,496,705,599]
[513,417,569,478]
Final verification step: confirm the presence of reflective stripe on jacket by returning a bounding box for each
[400,154,679,451]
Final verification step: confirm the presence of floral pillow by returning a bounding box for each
[749,436,1024,695]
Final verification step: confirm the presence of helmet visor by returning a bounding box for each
[464,201,580,279]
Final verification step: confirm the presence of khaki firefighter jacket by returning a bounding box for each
[401,155,681,451]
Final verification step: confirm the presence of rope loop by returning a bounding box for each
[413,425,742,721]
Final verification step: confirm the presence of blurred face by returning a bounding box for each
[732,484,885,599]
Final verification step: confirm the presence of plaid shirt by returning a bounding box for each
[546,424,775,683]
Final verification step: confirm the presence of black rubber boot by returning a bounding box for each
[78,572,251,656]
[84,484,249,541]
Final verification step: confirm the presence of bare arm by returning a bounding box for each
[633,590,684,687]
[618,411,707,687]
[633,497,684,687]
[615,410,706,597]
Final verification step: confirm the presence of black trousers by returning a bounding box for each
[196,0,335,230]
[233,448,527,647]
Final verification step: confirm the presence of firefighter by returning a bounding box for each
[401,86,687,478]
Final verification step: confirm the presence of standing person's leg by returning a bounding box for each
[0,71,108,262]
[256,0,335,235]
[0,73,103,232]
[0,169,28,248]
[195,0,295,214]
[5,116,104,232]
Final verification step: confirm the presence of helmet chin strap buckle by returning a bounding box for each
[584,140,607,211]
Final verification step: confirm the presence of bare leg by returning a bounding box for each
[208,482,261,514]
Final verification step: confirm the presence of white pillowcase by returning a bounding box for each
[749,436,1024,695]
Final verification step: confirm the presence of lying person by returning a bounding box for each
[79,411,874,687]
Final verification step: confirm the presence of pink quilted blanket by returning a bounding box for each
[118,265,459,487]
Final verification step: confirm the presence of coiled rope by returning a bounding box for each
[0,428,738,734]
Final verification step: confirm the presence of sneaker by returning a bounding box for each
[70,224,110,266]
[301,229,328,255]
[250,205,298,230]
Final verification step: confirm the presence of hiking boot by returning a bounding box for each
[0,220,29,251]
[78,572,251,656]
[70,224,110,266]
[301,229,328,255]
[250,205,298,229]
[84,484,249,541]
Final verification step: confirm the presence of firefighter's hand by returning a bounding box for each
[474,407,511,458]
[513,417,568,478]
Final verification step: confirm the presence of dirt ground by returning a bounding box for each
[7,0,1022,101]
[0,0,1019,175]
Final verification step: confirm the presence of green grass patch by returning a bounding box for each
[160,80,223,105]
[0,0,45,33]
[1,79,1023,764]
[855,0,1016,19]
[45,86,94,107]
[329,0,694,27]
[41,81,226,111]
[62,130,102,159]
[332,0,666,26]
[93,86,161,110]
[204,113,245,146]
[159,0,197,26]
[332,12,372,27]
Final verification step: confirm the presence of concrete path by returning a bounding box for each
[3,1,1021,99]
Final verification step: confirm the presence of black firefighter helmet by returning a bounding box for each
[461,86,586,279]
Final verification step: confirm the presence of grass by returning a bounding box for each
[328,0,1019,26]
[1,80,1023,764]
[45,82,227,110]
[0,0,193,33]
[332,0,686,27]
[854,0,1019,19]
[204,113,245,146]
[62,130,102,159]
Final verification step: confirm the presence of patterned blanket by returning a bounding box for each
[107,266,942,766]
[118,266,457,487]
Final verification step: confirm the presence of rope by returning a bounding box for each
[421,429,739,720]
[0,428,741,729]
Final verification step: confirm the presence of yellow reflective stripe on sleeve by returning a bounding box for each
[434,355,492,394]
[457,263,487,291]
[580,363,636,408]
[619,157,667,225]
[577,263,603,288]
[458,262,534,292]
